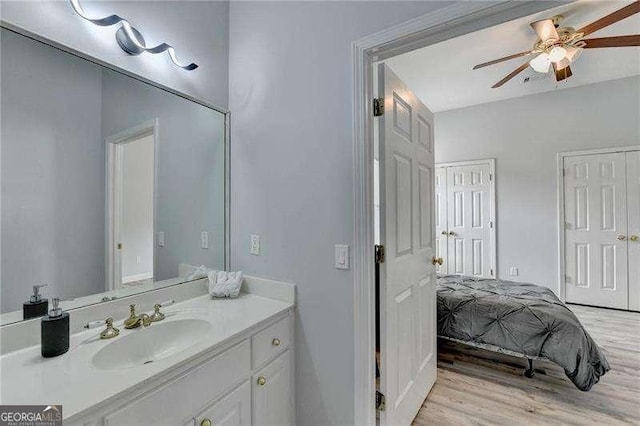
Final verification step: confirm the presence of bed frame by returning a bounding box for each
[438,335,550,378]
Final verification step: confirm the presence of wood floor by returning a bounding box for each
[413,305,640,425]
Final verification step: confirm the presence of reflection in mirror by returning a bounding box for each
[0,28,227,325]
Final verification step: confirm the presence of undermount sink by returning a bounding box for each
[91,319,212,371]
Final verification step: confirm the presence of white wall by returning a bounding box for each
[0,1,229,108]
[435,76,640,292]
[228,2,456,424]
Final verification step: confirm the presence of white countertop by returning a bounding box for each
[0,293,293,419]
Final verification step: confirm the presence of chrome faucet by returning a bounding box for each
[123,304,152,329]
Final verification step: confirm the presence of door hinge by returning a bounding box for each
[490,221,493,228]
[373,98,385,117]
[376,391,386,411]
[375,244,385,264]
[490,268,494,276]
[489,173,493,182]
[117,243,123,250]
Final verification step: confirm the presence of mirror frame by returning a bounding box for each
[0,21,230,327]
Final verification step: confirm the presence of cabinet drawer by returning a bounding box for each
[251,316,290,369]
[104,340,250,426]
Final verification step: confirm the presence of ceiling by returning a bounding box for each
[385,0,640,113]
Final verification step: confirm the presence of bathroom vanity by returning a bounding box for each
[0,280,295,426]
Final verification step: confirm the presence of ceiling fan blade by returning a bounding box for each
[578,1,640,37]
[530,19,559,41]
[492,62,530,88]
[473,51,533,70]
[582,35,640,48]
[553,63,573,82]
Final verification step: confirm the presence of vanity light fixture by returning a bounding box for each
[69,0,198,71]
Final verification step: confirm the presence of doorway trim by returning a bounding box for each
[436,158,497,278]
[556,145,640,303]
[351,2,565,424]
[106,119,159,291]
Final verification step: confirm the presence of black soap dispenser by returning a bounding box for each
[41,298,70,358]
[23,284,49,320]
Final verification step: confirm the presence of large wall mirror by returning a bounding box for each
[0,26,228,326]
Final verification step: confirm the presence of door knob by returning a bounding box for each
[441,231,447,235]
[200,419,212,426]
[630,235,639,242]
[448,231,455,236]
[432,257,443,266]
[617,234,627,241]
[257,376,267,386]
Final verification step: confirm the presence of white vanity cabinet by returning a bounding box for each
[70,311,293,426]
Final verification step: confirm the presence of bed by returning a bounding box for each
[436,275,610,391]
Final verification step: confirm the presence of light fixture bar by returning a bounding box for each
[69,0,198,71]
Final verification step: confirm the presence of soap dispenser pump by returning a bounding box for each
[41,298,70,358]
[23,284,49,320]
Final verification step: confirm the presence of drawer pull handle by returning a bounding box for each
[272,338,281,347]
[257,376,267,386]
[200,419,212,426]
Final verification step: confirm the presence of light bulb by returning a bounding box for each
[548,46,567,63]
[530,53,551,73]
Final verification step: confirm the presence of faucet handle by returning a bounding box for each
[85,317,120,339]
[150,300,174,322]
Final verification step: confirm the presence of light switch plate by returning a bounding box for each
[335,244,350,270]
[158,232,165,247]
[250,234,260,255]
[201,231,209,249]
[509,267,518,276]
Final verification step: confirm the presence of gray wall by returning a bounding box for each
[0,1,229,109]
[1,29,105,311]
[228,2,455,424]
[101,70,226,281]
[434,76,640,292]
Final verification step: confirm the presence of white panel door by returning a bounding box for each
[564,153,628,309]
[377,64,436,426]
[627,151,640,311]
[445,164,493,278]
[435,168,448,274]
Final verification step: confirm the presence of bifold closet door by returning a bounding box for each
[627,151,640,311]
[564,153,629,309]
[445,164,492,278]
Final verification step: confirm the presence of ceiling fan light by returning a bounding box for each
[555,58,571,71]
[548,46,567,62]
[565,46,582,62]
[530,53,551,73]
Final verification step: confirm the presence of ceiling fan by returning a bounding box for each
[473,1,640,88]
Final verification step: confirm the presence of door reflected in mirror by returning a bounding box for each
[0,27,227,325]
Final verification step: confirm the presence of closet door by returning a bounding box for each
[446,164,493,278]
[435,167,448,274]
[564,153,628,309]
[627,151,640,311]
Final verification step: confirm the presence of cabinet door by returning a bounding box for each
[252,350,292,426]
[194,381,251,426]
[627,151,640,311]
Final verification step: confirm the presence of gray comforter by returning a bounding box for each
[437,275,610,391]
